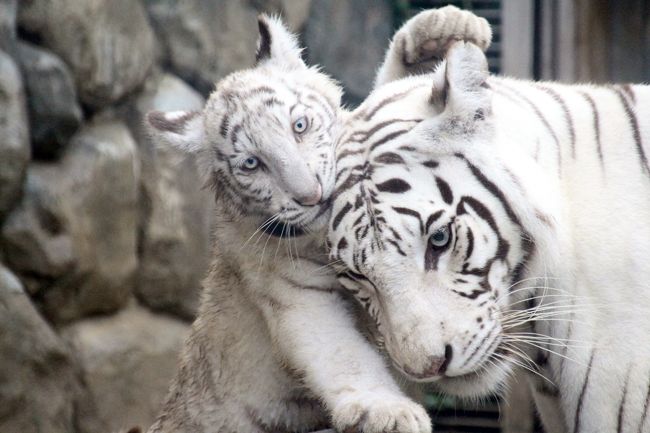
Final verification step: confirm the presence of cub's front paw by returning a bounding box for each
[396,5,492,66]
[332,391,431,433]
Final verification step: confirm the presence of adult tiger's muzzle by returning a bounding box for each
[377,282,498,382]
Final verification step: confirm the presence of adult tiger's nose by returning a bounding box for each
[296,182,322,206]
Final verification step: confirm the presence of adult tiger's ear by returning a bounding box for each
[145,110,205,154]
[256,14,307,70]
[430,42,491,123]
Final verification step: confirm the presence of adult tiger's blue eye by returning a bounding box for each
[430,226,451,249]
[243,156,259,170]
[293,116,309,134]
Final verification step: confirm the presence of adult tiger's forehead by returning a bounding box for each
[330,75,441,268]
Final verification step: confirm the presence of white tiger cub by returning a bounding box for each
[144,9,491,433]
[329,42,650,433]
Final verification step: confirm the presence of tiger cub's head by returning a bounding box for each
[146,15,342,233]
[329,43,554,397]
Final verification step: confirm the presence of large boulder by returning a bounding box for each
[0,50,30,220]
[144,0,285,96]
[303,0,393,105]
[0,263,80,433]
[123,73,212,319]
[62,303,190,433]
[1,117,139,323]
[18,0,156,108]
[16,41,83,160]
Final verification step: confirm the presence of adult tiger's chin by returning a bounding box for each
[430,354,515,398]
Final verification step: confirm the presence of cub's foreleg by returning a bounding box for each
[258,287,431,433]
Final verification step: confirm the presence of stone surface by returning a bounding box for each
[0,263,80,433]
[144,0,283,95]
[304,0,393,105]
[0,0,16,52]
[1,118,139,322]
[16,41,82,160]
[123,73,212,319]
[62,303,190,433]
[280,0,312,31]
[18,0,155,107]
[0,50,30,220]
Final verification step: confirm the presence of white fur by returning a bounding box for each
[142,8,493,433]
[330,42,650,433]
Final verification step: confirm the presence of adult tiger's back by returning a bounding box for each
[328,42,650,433]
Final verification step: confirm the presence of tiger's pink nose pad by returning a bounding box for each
[422,345,453,377]
[297,183,322,206]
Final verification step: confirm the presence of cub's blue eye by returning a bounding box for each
[242,157,259,170]
[293,116,309,134]
[429,226,451,249]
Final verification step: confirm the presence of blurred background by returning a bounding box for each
[0,1,649,433]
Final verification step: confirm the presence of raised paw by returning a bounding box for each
[396,5,492,66]
[332,391,431,433]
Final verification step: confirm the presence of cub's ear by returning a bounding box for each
[430,42,490,121]
[255,14,306,70]
[145,110,204,154]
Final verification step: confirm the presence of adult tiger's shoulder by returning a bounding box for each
[329,42,650,433]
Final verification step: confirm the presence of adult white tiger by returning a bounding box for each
[328,42,650,433]
[144,9,491,433]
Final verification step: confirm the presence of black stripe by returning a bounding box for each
[539,86,576,159]
[465,227,474,261]
[386,238,407,256]
[621,83,636,104]
[374,152,405,165]
[376,178,411,193]
[332,202,352,231]
[362,84,428,121]
[338,148,365,161]
[392,207,424,234]
[422,160,439,169]
[369,129,410,152]
[618,366,632,433]
[614,88,650,177]
[425,210,444,233]
[455,154,522,227]
[639,377,650,433]
[219,114,230,138]
[305,92,336,120]
[578,91,604,169]
[499,83,562,175]
[435,176,454,204]
[348,118,422,143]
[457,196,499,236]
[574,350,595,433]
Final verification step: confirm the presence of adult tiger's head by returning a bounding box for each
[146,15,341,233]
[329,43,558,397]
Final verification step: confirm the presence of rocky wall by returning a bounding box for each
[0,1,394,432]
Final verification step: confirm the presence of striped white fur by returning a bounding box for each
[144,9,491,433]
[329,42,650,433]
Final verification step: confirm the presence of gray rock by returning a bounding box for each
[0,50,30,220]
[0,0,16,52]
[304,0,393,105]
[0,263,80,433]
[124,73,212,319]
[16,41,82,160]
[1,118,139,323]
[62,303,190,433]
[18,0,155,107]
[144,0,284,96]
[280,0,312,31]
